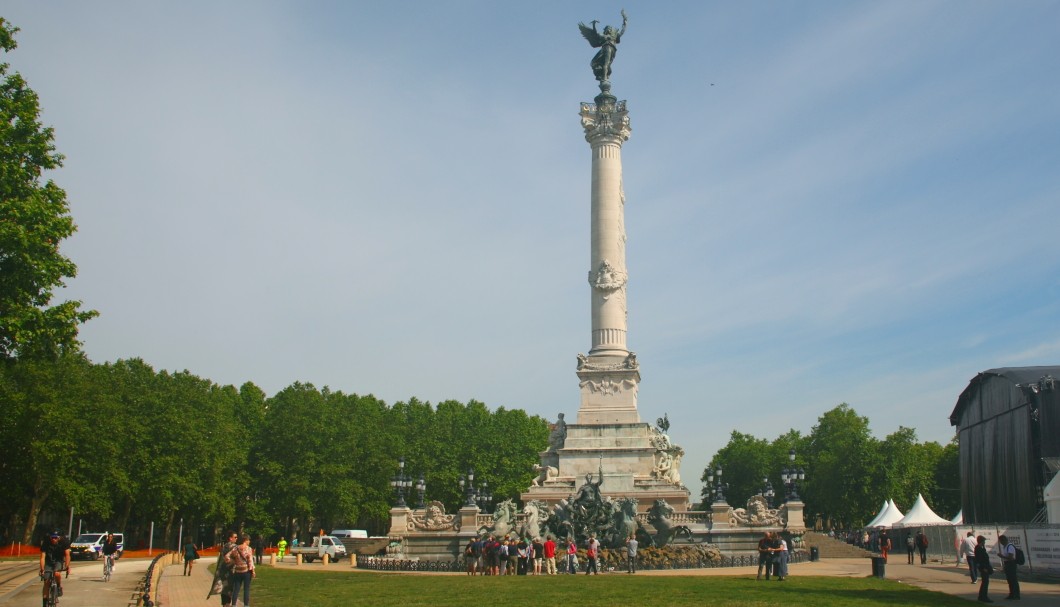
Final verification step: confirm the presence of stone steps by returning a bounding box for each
[802,532,877,559]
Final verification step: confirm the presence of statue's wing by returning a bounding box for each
[578,22,604,48]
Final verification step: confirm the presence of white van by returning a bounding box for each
[330,529,367,539]
[70,532,124,560]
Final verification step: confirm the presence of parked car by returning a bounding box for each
[70,532,124,560]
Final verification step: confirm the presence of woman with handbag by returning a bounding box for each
[225,534,256,607]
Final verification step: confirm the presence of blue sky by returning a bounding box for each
[5,1,1059,500]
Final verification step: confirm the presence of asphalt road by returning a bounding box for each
[1,558,150,607]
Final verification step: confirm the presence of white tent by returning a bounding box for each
[864,500,889,527]
[950,509,963,525]
[865,499,906,528]
[893,493,951,527]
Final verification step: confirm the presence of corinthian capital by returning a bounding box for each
[580,100,631,142]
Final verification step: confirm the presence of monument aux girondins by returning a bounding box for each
[518,10,690,513]
[380,13,804,562]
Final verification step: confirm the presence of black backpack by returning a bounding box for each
[1014,547,1025,566]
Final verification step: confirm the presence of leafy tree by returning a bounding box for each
[0,19,96,360]
[700,431,772,506]
[928,438,960,518]
[803,404,879,528]
[0,354,108,542]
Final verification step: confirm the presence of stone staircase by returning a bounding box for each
[802,532,877,559]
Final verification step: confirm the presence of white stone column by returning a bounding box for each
[582,100,632,358]
[577,99,639,425]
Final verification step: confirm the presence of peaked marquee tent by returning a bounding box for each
[865,499,905,528]
[893,493,951,527]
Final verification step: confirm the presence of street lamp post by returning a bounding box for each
[706,464,726,503]
[458,468,480,507]
[761,478,775,509]
[476,480,493,512]
[390,457,411,507]
[415,474,427,509]
[781,448,807,501]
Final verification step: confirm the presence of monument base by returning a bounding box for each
[522,421,690,511]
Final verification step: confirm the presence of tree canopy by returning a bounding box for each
[701,403,959,528]
[0,19,96,361]
[0,356,549,546]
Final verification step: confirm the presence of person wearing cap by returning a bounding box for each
[39,530,71,604]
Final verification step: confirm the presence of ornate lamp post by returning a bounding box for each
[781,448,806,501]
[415,474,427,509]
[476,480,493,513]
[761,478,775,509]
[458,468,478,507]
[390,457,411,507]
[706,464,726,503]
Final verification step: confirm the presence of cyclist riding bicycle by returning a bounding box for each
[101,533,120,576]
[39,530,71,604]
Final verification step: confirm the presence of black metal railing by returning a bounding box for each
[358,550,805,573]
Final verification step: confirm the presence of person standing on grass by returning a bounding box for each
[566,539,578,574]
[225,534,255,607]
[625,534,638,574]
[974,535,993,603]
[775,534,789,581]
[585,535,599,575]
[996,535,1020,600]
[543,535,557,575]
[757,531,773,580]
[532,537,544,575]
[252,535,264,565]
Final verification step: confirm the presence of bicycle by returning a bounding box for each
[103,553,114,582]
[40,570,60,607]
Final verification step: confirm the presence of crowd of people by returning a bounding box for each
[463,534,640,576]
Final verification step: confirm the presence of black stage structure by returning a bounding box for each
[950,366,1060,524]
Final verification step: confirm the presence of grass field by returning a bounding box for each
[252,568,974,607]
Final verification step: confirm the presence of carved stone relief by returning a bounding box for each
[729,495,782,527]
[408,500,459,532]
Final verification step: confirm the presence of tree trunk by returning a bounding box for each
[22,481,50,544]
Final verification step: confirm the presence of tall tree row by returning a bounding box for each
[701,403,960,529]
[0,358,550,545]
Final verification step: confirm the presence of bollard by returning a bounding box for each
[323,553,329,566]
[269,553,275,565]
[295,554,302,565]
[350,554,357,568]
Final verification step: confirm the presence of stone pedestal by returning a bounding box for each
[783,500,805,529]
[387,507,411,537]
[458,505,480,537]
[710,502,733,530]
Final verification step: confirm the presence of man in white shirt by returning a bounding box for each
[961,531,979,584]
[997,534,1020,600]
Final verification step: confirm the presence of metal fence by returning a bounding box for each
[358,551,805,573]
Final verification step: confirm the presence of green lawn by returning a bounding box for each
[252,568,974,607]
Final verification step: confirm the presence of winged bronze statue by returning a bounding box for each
[578,10,628,83]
